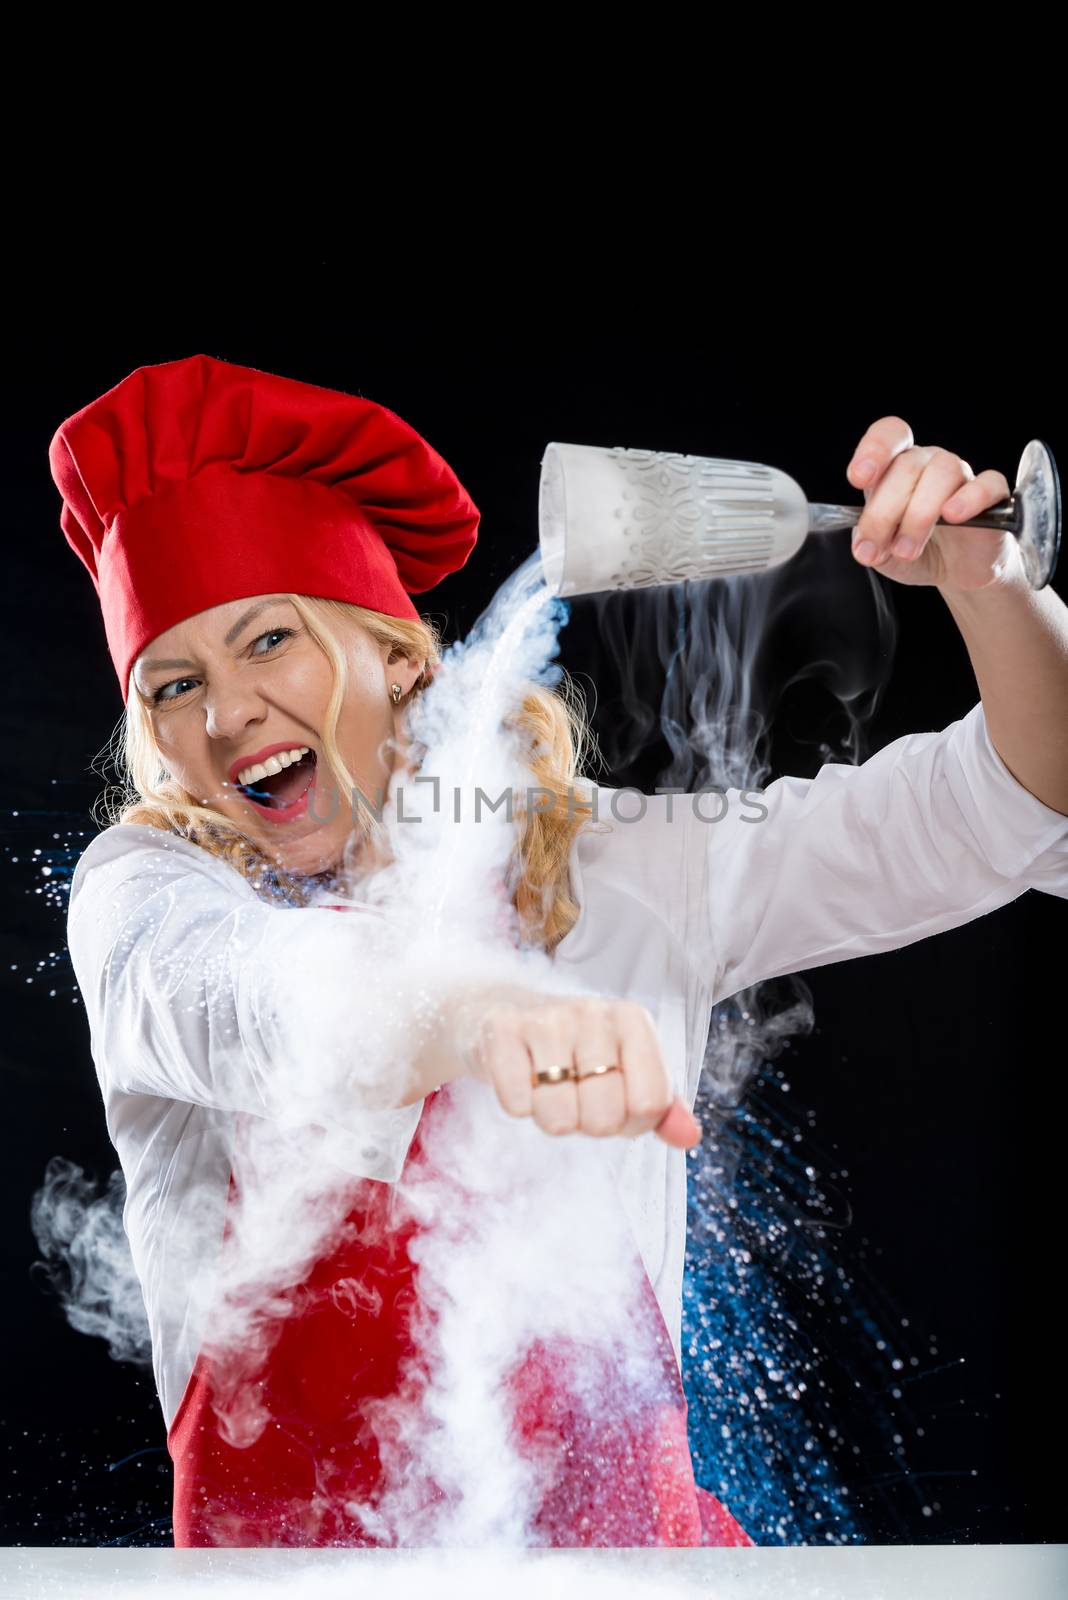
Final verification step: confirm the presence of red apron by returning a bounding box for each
[167,906,754,1548]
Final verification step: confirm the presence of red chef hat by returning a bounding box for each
[49,353,481,705]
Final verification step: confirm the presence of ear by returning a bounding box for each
[383,643,426,692]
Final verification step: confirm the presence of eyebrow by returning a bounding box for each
[138,598,293,675]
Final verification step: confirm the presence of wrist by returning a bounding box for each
[445,980,539,1084]
[937,540,1031,609]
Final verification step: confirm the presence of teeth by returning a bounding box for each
[236,746,310,789]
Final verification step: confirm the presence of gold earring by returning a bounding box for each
[390,683,402,704]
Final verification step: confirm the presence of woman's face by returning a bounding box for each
[131,594,425,877]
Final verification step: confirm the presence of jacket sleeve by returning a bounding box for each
[693,700,1068,1007]
[65,827,487,1182]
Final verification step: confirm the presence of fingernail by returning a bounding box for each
[891,535,915,558]
[853,539,876,562]
[853,458,876,485]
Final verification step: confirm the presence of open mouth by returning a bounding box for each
[238,749,318,810]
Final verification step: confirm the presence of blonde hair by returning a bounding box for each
[93,594,606,953]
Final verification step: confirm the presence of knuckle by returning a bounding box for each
[526,1003,565,1036]
[482,1005,520,1043]
[617,998,654,1030]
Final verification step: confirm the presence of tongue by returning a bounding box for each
[259,756,314,807]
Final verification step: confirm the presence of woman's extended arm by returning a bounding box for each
[66,828,701,1167]
[65,827,521,1172]
[689,700,1068,1008]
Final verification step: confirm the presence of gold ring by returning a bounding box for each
[575,1063,623,1080]
[531,1063,577,1088]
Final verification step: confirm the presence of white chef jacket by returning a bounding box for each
[64,701,1068,1434]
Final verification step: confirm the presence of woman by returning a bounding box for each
[52,354,1068,1548]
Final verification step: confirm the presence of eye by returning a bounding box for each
[151,675,196,705]
[150,627,296,704]
[252,627,293,657]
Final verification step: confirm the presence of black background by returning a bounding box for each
[2,256,1063,1546]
